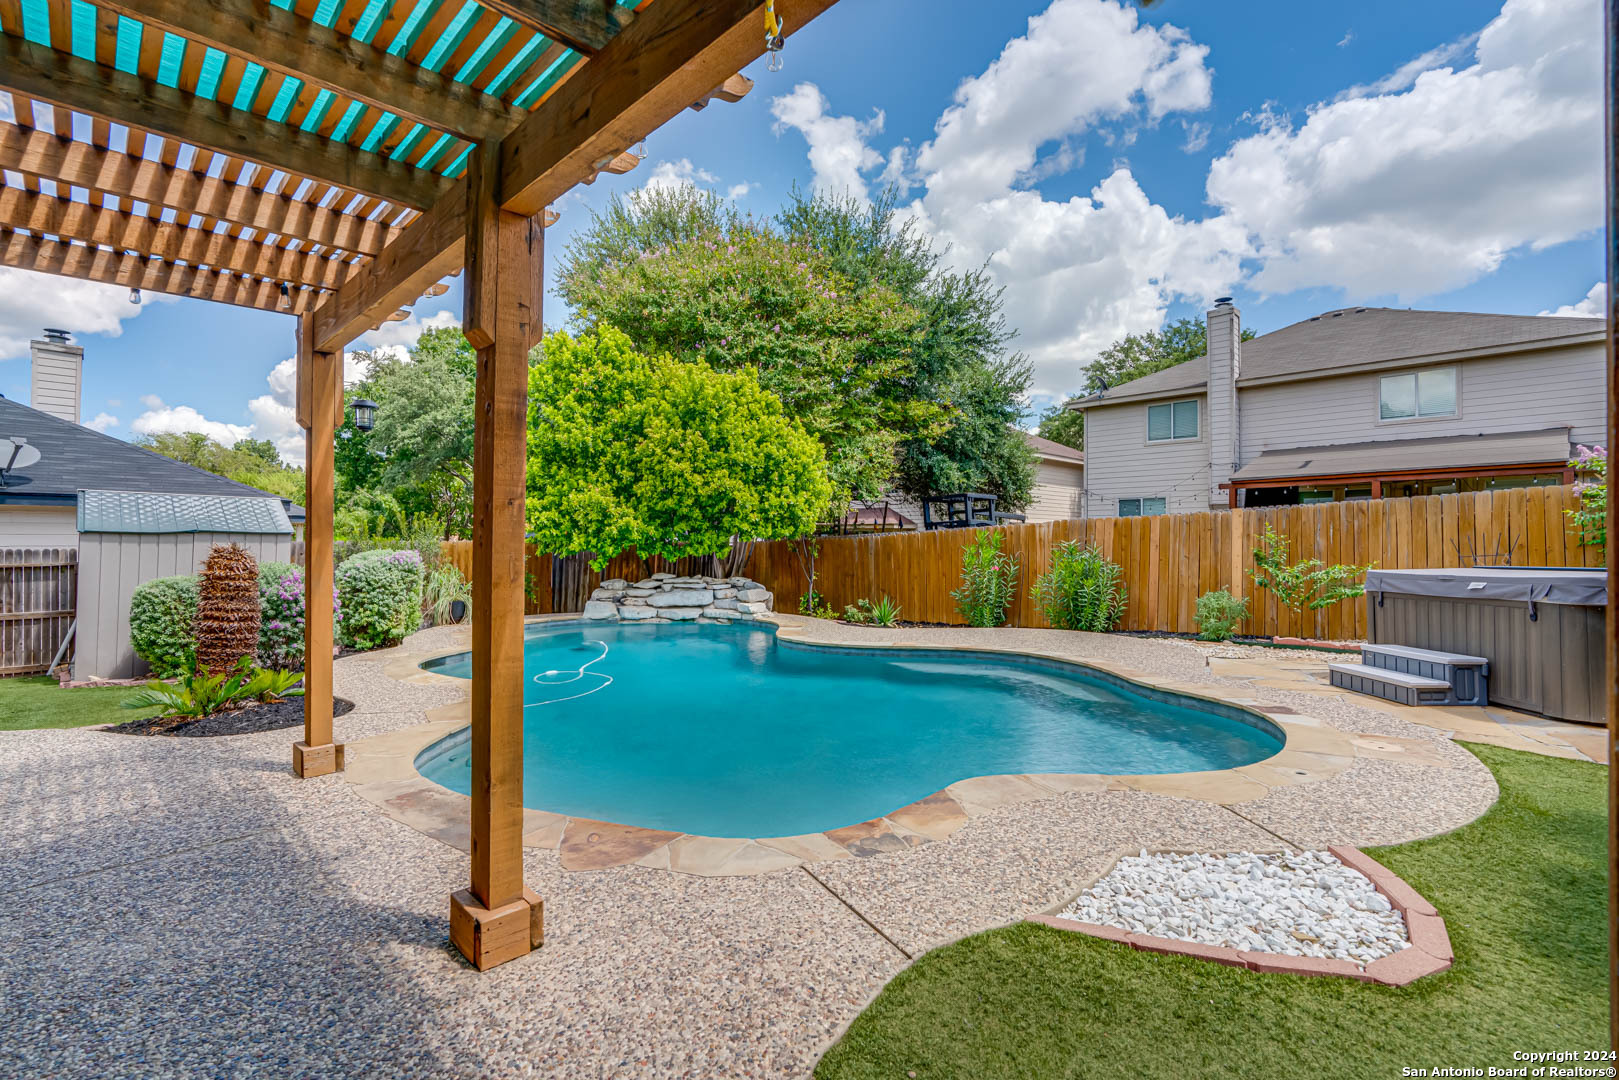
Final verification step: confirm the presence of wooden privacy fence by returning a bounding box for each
[0,547,77,676]
[746,485,1600,641]
[432,486,1597,640]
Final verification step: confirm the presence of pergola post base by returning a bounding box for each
[291,740,345,778]
[450,887,544,971]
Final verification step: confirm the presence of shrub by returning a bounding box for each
[195,544,262,674]
[129,575,200,677]
[1567,444,1606,553]
[337,548,425,650]
[844,595,901,627]
[122,656,304,719]
[1250,524,1373,613]
[951,529,1019,627]
[1195,589,1250,642]
[1033,542,1126,632]
[258,561,341,670]
[423,561,471,625]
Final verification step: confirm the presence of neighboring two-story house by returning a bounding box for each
[1067,301,1603,517]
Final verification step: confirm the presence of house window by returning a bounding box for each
[1119,497,1167,517]
[1379,367,1457,420]
[1147,399,1199,441]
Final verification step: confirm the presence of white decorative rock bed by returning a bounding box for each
[1055,850,1411,966]
[581,573,775,623]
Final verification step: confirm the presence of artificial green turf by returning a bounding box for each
[0,675,161,730]
[817,743,1607,1080]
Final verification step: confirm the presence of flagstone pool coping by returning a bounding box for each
[340,614,1466,877]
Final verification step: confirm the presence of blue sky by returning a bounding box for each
[0,0,1602,460]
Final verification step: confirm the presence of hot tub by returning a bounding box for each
[1364,568,1606,724]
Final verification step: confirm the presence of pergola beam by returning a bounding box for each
[0,186,358,291]
[309,180,466,352]
[474,0,631,55]
[91,0,523,144]
[0,31,443,210]
[0,227,321,313]
[0,122,397,254]
[498,0,840,216]
[306,1,829,350]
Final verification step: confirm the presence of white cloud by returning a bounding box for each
[1180,121,1210,153]
[354,308,459,361]
[84,412,118,433]
[1338,31,1354,48]
[1334,31,1481,100]
[727,182,754,200]
[130,397,251,446]
[641,158,718,193]
[770,83,886,202]
[1209,0,1601,300]
[0,269,173,361]
[897,0,1229,393]
[1540,281,1606,317]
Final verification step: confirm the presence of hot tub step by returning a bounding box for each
[1328,662,1460,707]
[1357,644,1488,706]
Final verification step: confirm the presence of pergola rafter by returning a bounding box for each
[0,0,837,974]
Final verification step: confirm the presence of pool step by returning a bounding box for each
[1327,662,1461,707]
[1357,644,1488,707]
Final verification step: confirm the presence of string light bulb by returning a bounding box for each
[279,283,291,310]
[128,287,141,305]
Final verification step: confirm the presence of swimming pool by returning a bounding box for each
[415,621,1283,838]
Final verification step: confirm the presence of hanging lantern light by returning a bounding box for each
[351,398,378,431]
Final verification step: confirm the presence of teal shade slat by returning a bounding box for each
[18,0,48,46]
[482,34,546,100]
[300,89,336,133]
[386,0,442,58]
[69,0,95,59]
[113,14,141,73]
[267,76,304,124]
[350,0,393,45]
[514,52,580,110]
[232,64,267,112]
[195,47,227,100]
[331,100,369,143]
[443,145,472,177]
[360,112,401,153]
[155,32,186,88]
[453,16,515,85]
[420,2,480,73]
[415,133,455,172]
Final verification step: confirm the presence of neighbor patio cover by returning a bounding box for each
[1229,427,1574,483]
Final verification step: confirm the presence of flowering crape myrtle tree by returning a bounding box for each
[526,327,833,571]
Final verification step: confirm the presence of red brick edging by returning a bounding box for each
[1026,846,1452,986]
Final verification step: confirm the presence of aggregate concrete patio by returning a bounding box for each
[0,615,1566,1078]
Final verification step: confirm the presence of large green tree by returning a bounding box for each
[527,327,830,570]
[136,430,303,499]
[557,184,1036,512]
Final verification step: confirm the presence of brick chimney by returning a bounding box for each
[1205,298,1241,506]
[30,328,82,424]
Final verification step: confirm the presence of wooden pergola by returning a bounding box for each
[0,0,838,971]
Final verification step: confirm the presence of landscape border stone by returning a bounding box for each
[1027,845,1451,986]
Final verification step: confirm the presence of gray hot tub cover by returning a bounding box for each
[1364,567,1606,607]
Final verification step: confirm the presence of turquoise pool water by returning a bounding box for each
[415,621,1283,838]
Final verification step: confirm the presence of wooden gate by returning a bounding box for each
[0,547,77,676]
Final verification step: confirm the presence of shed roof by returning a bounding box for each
[78,489,292,535]
[1022,431,1084,465]
[0,396,303,521]
[1073,308,1604,407]
[1228,426,1573,484]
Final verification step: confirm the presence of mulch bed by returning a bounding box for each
[106,695,355,738]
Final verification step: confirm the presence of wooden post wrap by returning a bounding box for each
[293,314,343,777]
[448,144,544,971]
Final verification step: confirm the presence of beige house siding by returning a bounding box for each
[0,505,80,548]
[1239,341,1603,460]
[75,531,294,680]
[1025,460,1083,522]
[1084,392,1211,518]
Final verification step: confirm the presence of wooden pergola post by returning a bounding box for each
[1605,0,1618,1052]
[293,315,343,778]
[448,144,543,971]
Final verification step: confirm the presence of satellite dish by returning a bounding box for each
[0,437,41,485]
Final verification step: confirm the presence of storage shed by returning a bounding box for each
[1364,567,1606,724]
[74,490,295,680]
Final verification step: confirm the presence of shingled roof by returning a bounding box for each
[1071,308,1605,407]
[0,396,303,522]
